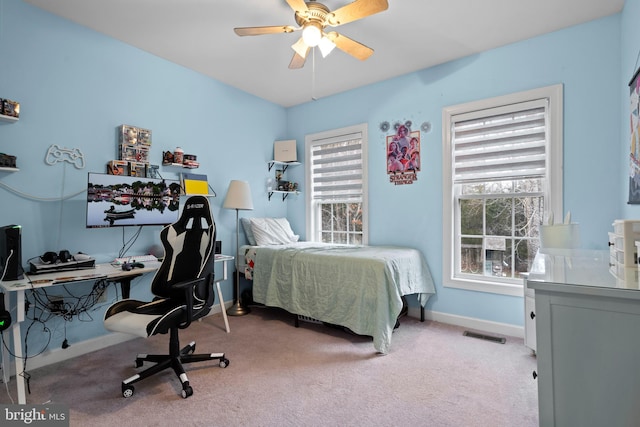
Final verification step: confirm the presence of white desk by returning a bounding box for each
[0,254,233,404]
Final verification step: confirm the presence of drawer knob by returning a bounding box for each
[609,242,614,246]
[533,371,537,380]
[530,311,536,320]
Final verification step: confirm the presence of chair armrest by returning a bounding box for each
[172,274,214,327]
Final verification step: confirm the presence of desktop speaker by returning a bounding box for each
[0,224,23,281]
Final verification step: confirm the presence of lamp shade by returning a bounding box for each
[223,180,254,210]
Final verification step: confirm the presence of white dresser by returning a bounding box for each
[526,250,640,427]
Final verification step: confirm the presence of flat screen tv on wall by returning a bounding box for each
[86,173,181,228]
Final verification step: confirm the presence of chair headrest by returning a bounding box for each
[176,196,213,230]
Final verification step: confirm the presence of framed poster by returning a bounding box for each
[386,123,420,185]
[629,67,640,203]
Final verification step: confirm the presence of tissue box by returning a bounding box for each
[540,224,580,249]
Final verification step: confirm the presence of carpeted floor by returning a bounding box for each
[1,308,538,426]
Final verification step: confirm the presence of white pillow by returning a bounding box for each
[249,217,299,246]
[240,217,257,245]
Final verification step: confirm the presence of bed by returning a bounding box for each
[239,218,436,354]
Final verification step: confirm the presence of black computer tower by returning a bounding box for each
[0,224,23,281]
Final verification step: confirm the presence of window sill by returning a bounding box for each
[444,276,524,297]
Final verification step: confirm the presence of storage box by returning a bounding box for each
[129,161,147,177]
[612,220,640,267]
[107,160,128,175]
[1,99,19,118]
[540,224,580,250]
[274,140,297,162]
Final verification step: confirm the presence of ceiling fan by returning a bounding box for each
[234,0,389,69]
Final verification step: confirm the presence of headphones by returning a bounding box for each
[40,250,72,264]
[0,294,11,331]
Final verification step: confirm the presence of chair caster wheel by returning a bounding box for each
[219,358,230,368]
[181,385,193,399]
[122,384,135,398]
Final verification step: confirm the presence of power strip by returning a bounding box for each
[46,296,64,313]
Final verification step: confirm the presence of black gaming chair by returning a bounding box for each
[104,196,229,399]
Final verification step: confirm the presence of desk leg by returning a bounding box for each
[1,293,9,387]
[215,282,230,333]
[14,290,26,404]
[217,260,230,333]
[12,320,26,404]
[114,277,133,299]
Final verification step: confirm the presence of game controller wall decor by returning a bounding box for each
[45,144,86,169]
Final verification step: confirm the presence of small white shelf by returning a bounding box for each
[162,162,199,169]
[268,160,300,172]
[0,114,18,123]
[180,193,215,197]
[268,190,300,201]
[0,166,18,172]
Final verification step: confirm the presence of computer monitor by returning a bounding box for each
[86,173,181,228]
[0,224,23,281]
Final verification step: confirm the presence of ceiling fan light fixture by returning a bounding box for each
[318,35,336,57]
[302,22,322,47]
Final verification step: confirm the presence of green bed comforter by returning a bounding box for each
[251,243,436,354]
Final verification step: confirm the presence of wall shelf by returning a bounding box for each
[0,114,18,123]
[268,160,300,173]
[268,190,300,201]
[268,160,300,201]
[162,162,199,169]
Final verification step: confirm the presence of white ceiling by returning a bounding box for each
[24,0,624,108]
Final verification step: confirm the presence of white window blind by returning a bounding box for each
[310,131,363,200]
[452,100,548,183]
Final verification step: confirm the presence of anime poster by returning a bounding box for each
[630,67,640,203]
[386,123,420,185]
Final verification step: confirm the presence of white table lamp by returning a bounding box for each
[223,180,253,316]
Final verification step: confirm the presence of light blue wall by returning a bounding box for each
[0,0,288,348]
[286,15,622,326]
[0,0,630,354]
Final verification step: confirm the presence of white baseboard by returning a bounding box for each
[21,300,233,373]
[408,307,524,339]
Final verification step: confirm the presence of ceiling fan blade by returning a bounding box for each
[291,37,311,59]
[327,0,389,27]
[289,52,308,69]
[286,0,309,14]
[327,32,374,61]
[234,25,298,36]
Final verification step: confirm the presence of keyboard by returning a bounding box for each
[113,254,159,264]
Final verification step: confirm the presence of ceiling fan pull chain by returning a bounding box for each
[312,47,317,101]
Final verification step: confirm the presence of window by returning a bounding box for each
[305,123,368,245]
[442,85,563,296]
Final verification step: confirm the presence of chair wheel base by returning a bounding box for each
[181,385,193,399]
[122,384,135,398]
